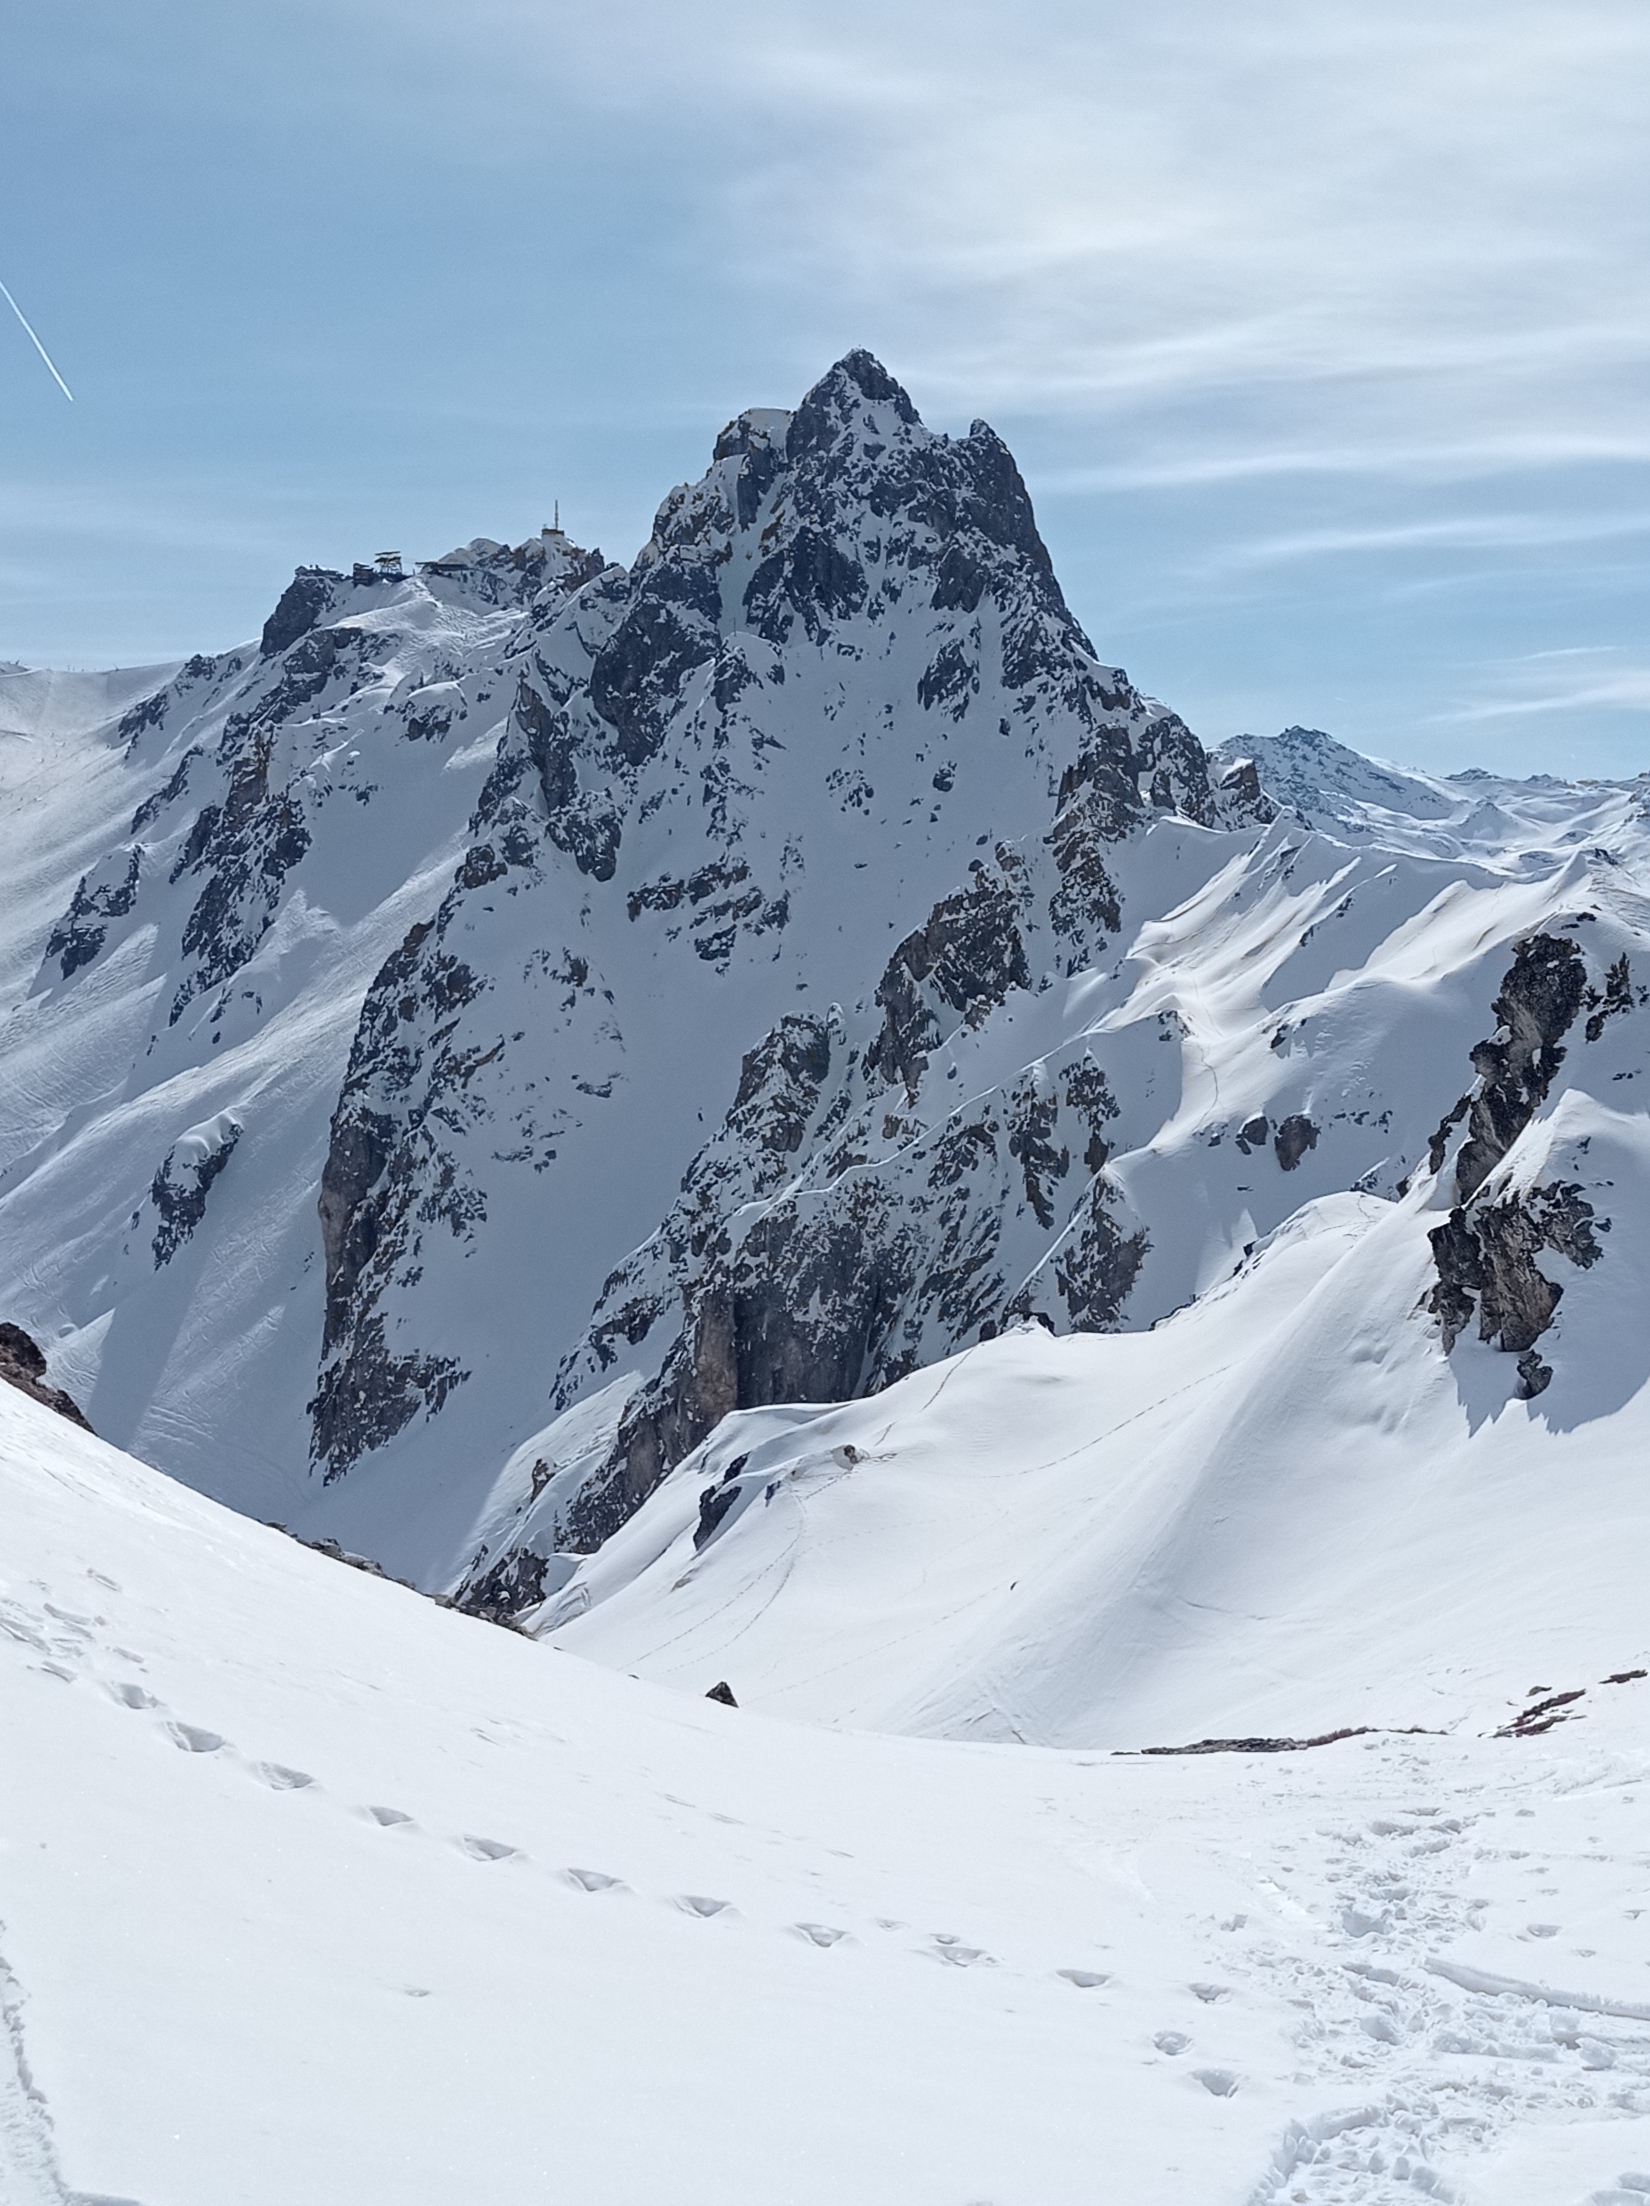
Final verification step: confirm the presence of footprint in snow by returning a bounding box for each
[678,1895,734,1919]
[1189,1982,1230,2003]
[1526,1922,1561,1938]
[1057,1969,1108,1989]
[107,1680,157,1710]
[461,1836,521,1863]
[1153,2031,1191,2055]
[256,1763,315,1790]
[930,1936,993,1968]
[565,1867,624,1893]
[365,1806,415,1828]
[1192,2068,1238,2097]
[167,1722,225,1754]
[794,1923,849,1948]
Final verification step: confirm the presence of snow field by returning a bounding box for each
[6,1387,1650,2203]
[547,1135,1650,1754]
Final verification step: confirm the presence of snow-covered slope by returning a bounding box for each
[547,1122,1648,1742]
[469,768,1650,1613]
[529,764,1650,1739]
[0,540,598,1543]
[9,1379,1650,2206]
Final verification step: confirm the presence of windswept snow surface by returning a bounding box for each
[548,1149,1650,1747]
[7,1387,1650,2206]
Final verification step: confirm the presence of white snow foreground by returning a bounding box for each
[6,1389,1650,2206]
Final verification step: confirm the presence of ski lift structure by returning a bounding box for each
[412,507,573,580]
[351,549,404,584]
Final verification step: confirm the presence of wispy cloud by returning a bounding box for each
[1437,647,1650,725]
[370,0,1650,473]
[1202,511,1650,575]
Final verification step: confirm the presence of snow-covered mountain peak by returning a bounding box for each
[1213,724,1458,829]
[6,351,1650,1637]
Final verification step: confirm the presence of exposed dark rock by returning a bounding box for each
[514,676,623,878]
[453,1546,554,1625]
[694,1479,742,1550]
[307,1310,467,1485]
[867,859,1031,1096]
[1585,952,1633,1042]
[163,656,362,1020]
[1135,1726,1437,1757]
[1236,1116,1269,1153]
[1273,1113,1318,1171]
[1047,741,1131,965]
[560,1037,1149,1551]
[317,1109,395,1327]
[705,1680,738,1706]
[1429,1181,1604,1358]
[1426,936,1601,1377]
[589,578,719,766]
[151,1121,241,1267]
[130,747,199,836]
[0,1322,91,1430]
[46,847,142,978]
[1053,1183,1149,1330]
[1454,934,1586,1201]
[1515,1348,1552,1399]
[1427,1094,1470,1175]
[1215,756,1266,811]
[918,640,978,716]
[309,911,491,1479]
[1495,1688,1585,1738]
[261,567,343,657]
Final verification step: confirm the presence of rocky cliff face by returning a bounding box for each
[1427,933,1631,1394]
[0,1323,91,1429]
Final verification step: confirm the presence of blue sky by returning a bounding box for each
[3,0,1647,775]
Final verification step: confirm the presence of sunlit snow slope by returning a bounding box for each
[551,1156,1650,1746]
[7,1383,1650,2206]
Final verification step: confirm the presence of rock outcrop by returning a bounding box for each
[0,1323,91,1430]
[1428,935,1620,1392]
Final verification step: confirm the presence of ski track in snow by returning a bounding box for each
[0,1928,146,2206]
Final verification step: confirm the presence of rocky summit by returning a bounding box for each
[3,352,1649,1628]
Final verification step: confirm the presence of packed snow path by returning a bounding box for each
[4,1386,1650,2204]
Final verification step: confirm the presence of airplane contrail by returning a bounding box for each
[0,278,74,401]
